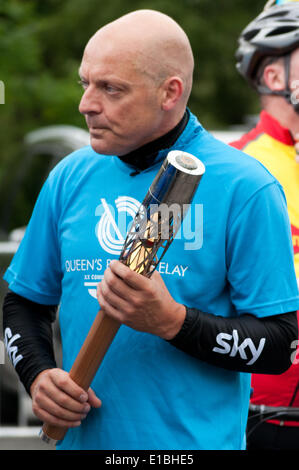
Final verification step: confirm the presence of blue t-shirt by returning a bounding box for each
[4,112,299,450]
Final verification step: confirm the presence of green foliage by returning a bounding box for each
[0,0,265,233]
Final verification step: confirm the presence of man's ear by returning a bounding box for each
[160,76,184,111]
[263,61,286,92]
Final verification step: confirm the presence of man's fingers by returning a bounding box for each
[103,263,137,299]
[34,391,89,422]
[50,369,88,404]
[98,279,130,314]
[41,381,91,414]
[109,260,149,290]
[97,283,123,321]
[33,405,82,429]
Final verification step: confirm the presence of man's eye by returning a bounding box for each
[104,84,120,94]
[78,79,88,89]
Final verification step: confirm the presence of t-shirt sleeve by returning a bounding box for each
[4,176,62,305]
[226,181,299,317]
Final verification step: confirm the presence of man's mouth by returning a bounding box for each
[89,127,108,135]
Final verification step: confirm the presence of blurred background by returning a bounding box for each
[0,0,266,449]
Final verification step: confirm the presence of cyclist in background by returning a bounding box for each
[231,0,299,450]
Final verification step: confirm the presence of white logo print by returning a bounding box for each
[212,329,266,366]
[71,195,200,299]
[4,327,23,368]
[81,196,141,299]
[95,196,141,255]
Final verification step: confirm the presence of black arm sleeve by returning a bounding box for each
[2,290,58,395]
[168,307,298,375]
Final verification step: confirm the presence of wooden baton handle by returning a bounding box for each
[41,312,120,442]
[41,230,153,443]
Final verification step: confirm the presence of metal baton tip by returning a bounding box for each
[167,150,205,177]
[175,153,198,170]
[39,428,57,445]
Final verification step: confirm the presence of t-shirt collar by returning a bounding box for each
[259,110,295,146]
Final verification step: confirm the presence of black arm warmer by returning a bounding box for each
[168,308,298,374]
[2,290,58,395]
[3,290,298,395]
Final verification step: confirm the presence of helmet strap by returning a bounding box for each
[256,54,299,114]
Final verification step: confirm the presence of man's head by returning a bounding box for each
[235,2,299,113]
[78,10,194,156]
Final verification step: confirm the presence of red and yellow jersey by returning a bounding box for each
[231,111,299,425]
[231,110,299,279]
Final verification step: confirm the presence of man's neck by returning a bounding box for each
[118,110,189,173]
[263,98,299,139]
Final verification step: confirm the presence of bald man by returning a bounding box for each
[3,10,299,450]
[78,10,194,156]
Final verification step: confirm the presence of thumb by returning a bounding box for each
[151,269,167,287]
[87,388,102,408]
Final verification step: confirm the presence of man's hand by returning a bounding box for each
[96,260,186,340]
[30,368,102,428]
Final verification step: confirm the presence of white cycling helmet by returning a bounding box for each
[236,2,299,110]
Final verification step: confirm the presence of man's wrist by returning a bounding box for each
[161,303,187,341]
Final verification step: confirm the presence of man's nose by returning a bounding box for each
[79,87,102,115]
